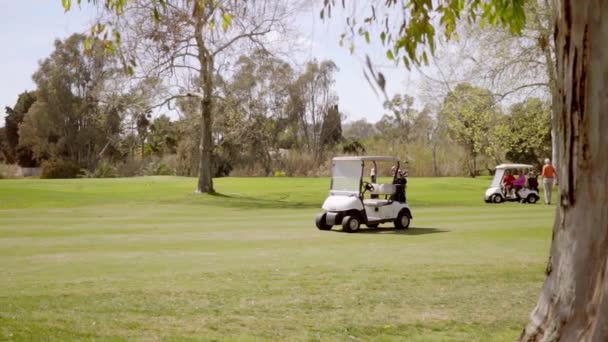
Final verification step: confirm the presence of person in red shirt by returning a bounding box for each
[502,170,516,197]
[542,158,558,205]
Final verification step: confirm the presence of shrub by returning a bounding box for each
[115,159,145,177]
[0,164,19,179]
[141,157,177,176]
[94,161,118,178]
[80,160,118,178]
[41,159,82,179]
[155,163,173,175]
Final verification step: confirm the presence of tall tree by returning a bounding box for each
[496,98,551,169]
[4,91,37,166]
[440,83,499,177]
[290,60,339,161]
[113,0,292,193]
[343,119,377,140]
[224,50,295,174]
[18,34,118,169]
[383,93,417,142]
[434,0,558,166]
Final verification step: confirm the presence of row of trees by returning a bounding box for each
[0,32,552,179]
[344,85,550,177]
[0,33,349,178]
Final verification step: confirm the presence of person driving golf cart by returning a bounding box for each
[502,170,516,197]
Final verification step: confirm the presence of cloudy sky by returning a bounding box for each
[0,1,423,125]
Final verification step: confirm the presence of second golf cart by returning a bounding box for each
[315,156,413,233]
[484,163,540,204]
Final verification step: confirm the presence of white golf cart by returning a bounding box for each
[484,163,540,204]
[315,156,413,233]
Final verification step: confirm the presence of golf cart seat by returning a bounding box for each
[364,183,395,207]
[369,183,395,195]
[363,198,393,207]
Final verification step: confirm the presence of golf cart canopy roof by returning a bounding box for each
[495,163,534,169]
[332,156,399,162]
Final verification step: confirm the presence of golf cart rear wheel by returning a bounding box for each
[527,194,539,204]
[315,213,332,230]
[394,210,411,230]
[342,215,360,233]
[491,194,504,203]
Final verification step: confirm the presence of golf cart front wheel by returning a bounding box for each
[394,210,411,230]
[315,213,332,230]
[491,194,504,203]
[527,194,539,204]
[342,215,360,233]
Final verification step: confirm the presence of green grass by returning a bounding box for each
[0,176,557,341]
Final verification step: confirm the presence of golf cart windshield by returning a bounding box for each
[331,160,363,193]
[491,168,505,188]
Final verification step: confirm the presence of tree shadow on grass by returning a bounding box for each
[336,227,449,235]
[188,191,319,210]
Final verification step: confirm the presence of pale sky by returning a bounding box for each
[0,1,421,126]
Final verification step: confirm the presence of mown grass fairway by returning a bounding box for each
[0,177,556,341]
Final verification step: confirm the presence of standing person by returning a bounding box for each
[541,158,558,205]
[370,167,378,199]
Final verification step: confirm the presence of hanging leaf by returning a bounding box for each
[84,37,92,51]
[62,0,71,12]
[222,13,233,32]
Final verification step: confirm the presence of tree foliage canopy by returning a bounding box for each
[322,0,526,69]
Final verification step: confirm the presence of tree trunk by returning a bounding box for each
[520,1,608,341]
[196,54,214,193]
[432,142,438,177]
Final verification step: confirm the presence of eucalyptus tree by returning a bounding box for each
[430,0,558,165]
[225,50,295,174]
[4,91,37,166]
[104,0,294,192]
[19,34,119,169]
[440,83,499,176]
[289,60,340,161]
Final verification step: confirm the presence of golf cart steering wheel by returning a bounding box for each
[362,181,375,192]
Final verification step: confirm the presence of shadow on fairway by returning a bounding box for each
[350,227,449,235]
[201,192,318,209]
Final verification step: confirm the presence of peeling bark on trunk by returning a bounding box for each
[520,1,608,341]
